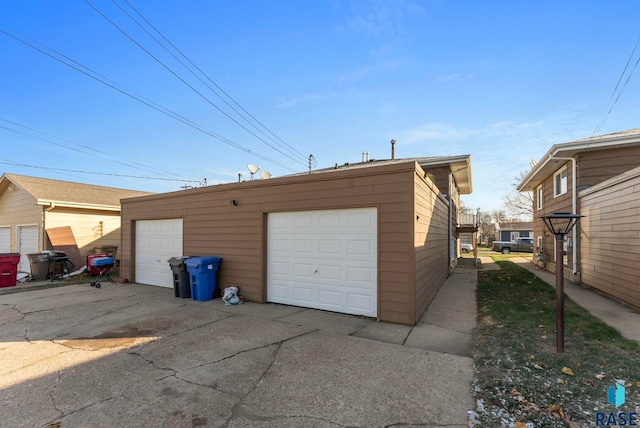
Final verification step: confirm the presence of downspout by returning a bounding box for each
[42,202,57,252]
[449,172,454,272]
[549,156,578,275]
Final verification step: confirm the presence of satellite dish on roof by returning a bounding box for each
[260,171,272,179]
[247,164,260,180]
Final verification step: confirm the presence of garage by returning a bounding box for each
[267,208,378,317]
[135,219,183,288]
[120,158,471,325]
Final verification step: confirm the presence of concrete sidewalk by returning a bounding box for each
[480,255,640,344]
[0,268,478,428]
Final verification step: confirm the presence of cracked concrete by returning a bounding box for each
[1,277,476,427]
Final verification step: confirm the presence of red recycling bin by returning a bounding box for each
[87,253,108,275]
[0,253,21,288]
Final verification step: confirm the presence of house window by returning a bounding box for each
[536,185,543,210]
[554,167,567,197]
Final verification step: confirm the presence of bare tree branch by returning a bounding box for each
[503,169,533,220]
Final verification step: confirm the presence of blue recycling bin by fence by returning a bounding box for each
[185,256,222,302]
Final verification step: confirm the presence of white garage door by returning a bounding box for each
[135,219,183,288]
[17,225,38,273]
[0,227,10,253]
[267,208,377,317]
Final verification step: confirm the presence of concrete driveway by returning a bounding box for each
[1,280,475,427]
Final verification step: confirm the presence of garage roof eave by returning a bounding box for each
[418,155,472,194]
[518,128,640,192]
[37,199,121,212]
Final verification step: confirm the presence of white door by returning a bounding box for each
[0,227,10,253]
[17,225,38,273]
[267,208,377,317]
[135,219,183,287]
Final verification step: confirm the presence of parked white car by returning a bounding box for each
[461,243,473,253]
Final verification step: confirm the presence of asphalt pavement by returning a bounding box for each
[0,267,478,428]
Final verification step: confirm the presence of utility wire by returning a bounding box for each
[0,28,298,172]
[0,158,201,182]
[84,0,307,167]
[0,118,194,181]
[593,37,640,135]
[116,0,308,162]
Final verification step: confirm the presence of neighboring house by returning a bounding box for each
[0,173,151,274]
[120,156,472,325]
[518,128,640,309]
[495,221,533,242]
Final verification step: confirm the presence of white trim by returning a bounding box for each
[267,208,378,317]
[134,219,183,287]
[36,199,121,212]
[16,224,39,273]
[536,184,543,210]
[553,166,568,197]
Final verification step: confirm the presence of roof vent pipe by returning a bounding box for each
[391,139,396,159]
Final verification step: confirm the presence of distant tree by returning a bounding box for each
[503,169,534,220]
[478,209,507,245]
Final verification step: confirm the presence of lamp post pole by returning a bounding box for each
[554,232,565,353]
[541,212,584,353]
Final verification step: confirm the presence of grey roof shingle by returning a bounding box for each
[1,173,152,208]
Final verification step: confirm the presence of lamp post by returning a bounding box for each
[541,212,584,353]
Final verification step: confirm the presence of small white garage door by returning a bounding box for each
[17,225,38,273]
[267,208,377,317]
[135,219,183,288]
[0,227,10,253]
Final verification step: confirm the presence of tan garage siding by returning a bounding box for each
[122,161,428,324]
[44,208,122,258]
[414,167,450,321]
[0,184,42,251]
[579,166,640,309]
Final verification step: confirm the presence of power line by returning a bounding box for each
[83,0,308,167]
[0,28,298,172]
[593,36,640,135]
[0,158,203,182]
[0,118,194,182]
[116,0,308,162]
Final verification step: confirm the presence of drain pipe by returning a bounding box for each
[549,156,578,275]
[449,172,454,271]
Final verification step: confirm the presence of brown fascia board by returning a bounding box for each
[121,160,422,204]
[517,128,640,192]
[419,155,472,194]
[121,156,473,204]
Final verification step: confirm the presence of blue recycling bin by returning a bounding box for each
[185,256,222,302]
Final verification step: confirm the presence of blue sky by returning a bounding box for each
[1,1,639,213]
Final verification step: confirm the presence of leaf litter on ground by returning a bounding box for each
[470,259,640,427]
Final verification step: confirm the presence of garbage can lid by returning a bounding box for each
[185,256,221,267]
